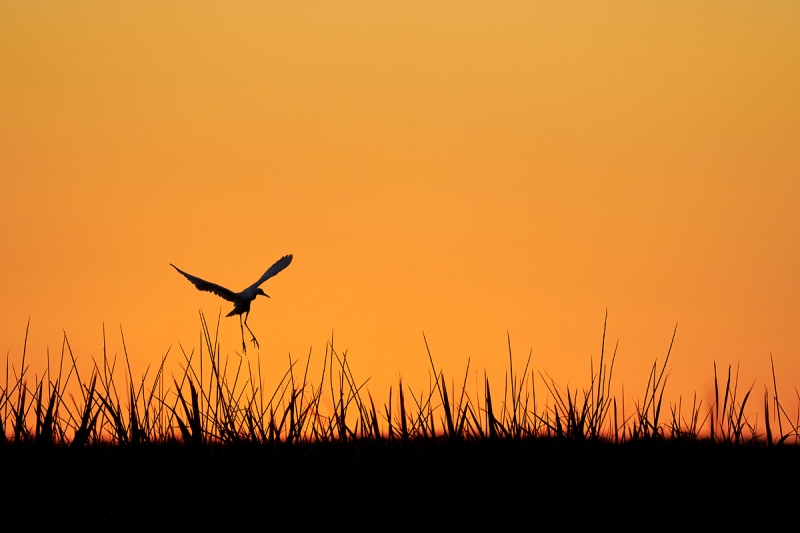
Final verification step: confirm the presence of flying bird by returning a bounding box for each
[171,254,293,352]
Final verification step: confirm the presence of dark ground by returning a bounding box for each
[2,438,797,528]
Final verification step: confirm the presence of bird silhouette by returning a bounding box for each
[171,254,293,352]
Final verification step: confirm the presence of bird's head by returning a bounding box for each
[256,288,270,298]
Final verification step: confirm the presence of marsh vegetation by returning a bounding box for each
[2,314,797,525]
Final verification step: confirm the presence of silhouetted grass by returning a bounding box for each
[2,313,799,525]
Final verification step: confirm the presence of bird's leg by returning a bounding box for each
[243,311,260,350]
[238,314,247,354]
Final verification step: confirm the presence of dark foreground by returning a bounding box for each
[3,438,798,527]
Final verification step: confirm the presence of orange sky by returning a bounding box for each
[2,2,799,422]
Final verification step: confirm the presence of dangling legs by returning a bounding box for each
[238,314,247,353]
[243,311,260,350]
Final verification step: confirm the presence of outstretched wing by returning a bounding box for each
[171,264,238,302]
[247,254,293,291]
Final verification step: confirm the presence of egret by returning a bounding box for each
[171,254,293,352]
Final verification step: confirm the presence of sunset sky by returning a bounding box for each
[2,2,799,415]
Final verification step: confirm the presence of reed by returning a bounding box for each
[1,314,797,447]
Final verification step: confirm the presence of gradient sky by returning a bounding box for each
[2,2,799,418]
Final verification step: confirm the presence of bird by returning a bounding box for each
[171,254,293,352]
